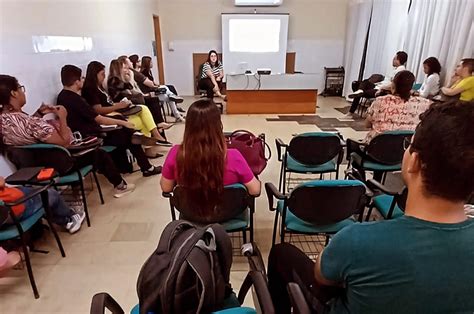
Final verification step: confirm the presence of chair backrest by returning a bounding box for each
[287,132,342,165]
[6,144,74,176]
[171,184,250,224]
[286,180,367,225]
[365,130,414,165]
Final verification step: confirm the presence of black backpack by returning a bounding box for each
[137,220,233,314]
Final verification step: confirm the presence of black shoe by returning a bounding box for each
[177,107,186,113]
[169,95,184,103]
[142,165,162,177]
[156,140,173,147]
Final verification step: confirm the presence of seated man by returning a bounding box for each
[0,176,84,234]
[0,74,135,198]
[268,100,474,313]
[441,58,474,101]
[345,51,408,118]
[57,65,162,178]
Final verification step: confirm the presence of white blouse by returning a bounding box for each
[419,73,440,99]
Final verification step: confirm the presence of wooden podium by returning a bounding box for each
[225,74,318,114]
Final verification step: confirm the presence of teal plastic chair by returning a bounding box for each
[412,83,422,91]
[276,132,344,193]
[346,130,414,183]
[164,184,256,243]
[265,180,368,246]
[0,184,65,299]
[365,179,407,221]
[6,143,106,226]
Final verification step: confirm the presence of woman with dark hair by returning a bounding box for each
[416,57,441,99]
[82,61,169,145]
[160,99,260,218]
[198,50,226,100]
[129,54,141,71]
[365,70,431,142]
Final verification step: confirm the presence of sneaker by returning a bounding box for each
[169,95,184,103]
[113,183,136,198]
[177,106,186,113]
[348,90,364,99]
[67,200,84,214]
[175,116,185,123]
[143,166,162,177]
[66,212,86,234]
[342,112,355,119]
[156,140,173,147]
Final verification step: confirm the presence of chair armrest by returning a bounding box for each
[287,283,312,314]
[345,138,366,161]
[3,183,52,207]
[90,292,125,314]
[70,147,97,158]
[366,179,401,196]
[275,138,287,162]
[265,182,286,211]
[162,191,172,198]
[238,271,275,314]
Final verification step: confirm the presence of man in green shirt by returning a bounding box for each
[268,100,474,313]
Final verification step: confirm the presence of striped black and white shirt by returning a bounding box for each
[200,61,223,79]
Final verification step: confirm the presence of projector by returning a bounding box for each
[257,68,271,75]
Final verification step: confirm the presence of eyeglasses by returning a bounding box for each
[403,137,411,150]
[18,85,25,92]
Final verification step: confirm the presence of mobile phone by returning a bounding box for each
[37,168,55,181]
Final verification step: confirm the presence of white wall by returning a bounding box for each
[0,0,159,176]
[157,0,348,95]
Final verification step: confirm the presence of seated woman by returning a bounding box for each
[160,99,260,220]
[118,56,185,122]
[198,50,226,101]
[82,61,169,146]
[441,58,474,101]
[414,57,441,99]
[0,74,137,197]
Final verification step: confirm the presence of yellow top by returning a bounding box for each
[453,76,474,101]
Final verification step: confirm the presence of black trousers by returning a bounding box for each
[349,80,378,113]
[103,128,152,172]
[268,243,343,314]
[76,149,123,187]
[198,77,222,99]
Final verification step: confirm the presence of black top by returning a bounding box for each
[107,76,135,102]
[82,85,113,108]
[57,89,101,136]
[133,69,154,94]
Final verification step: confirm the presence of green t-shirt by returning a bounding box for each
[321,215,474,313]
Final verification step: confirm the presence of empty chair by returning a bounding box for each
[365,178,408,221]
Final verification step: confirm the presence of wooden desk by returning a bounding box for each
[226,74,318,114]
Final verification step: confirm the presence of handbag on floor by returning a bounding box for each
[225,130,271,175]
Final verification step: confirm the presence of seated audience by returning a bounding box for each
[82,61,169,146]
[268,100,474,313]
[441,58,474,101]
[160,99,260,218]
[345,51,408,117]
[57,65,162,178]
[198,50,226,101]
[0,176,85,233]
[119,56,185,122]
[414,56,441,99]
[0,74,135,198]
[364,70,431,142]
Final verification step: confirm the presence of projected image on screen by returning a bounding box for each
[229,19,281,53]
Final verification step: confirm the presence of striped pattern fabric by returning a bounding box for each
[1,112,54,146]
[201,62,223,79]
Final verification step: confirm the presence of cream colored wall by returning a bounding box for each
[156,0,349,94]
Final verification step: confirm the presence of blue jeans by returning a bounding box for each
[17,187,73,226]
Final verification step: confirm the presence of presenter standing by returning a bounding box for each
[198,50,227,101]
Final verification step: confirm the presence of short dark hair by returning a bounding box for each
[461,58,474,74]
[393,70,415,101]
[423,57,441,76]
[396,51,408,65]
[61,65,82,87]
[411,100,474,202]
[129,54,139,68]
[0,74,19,107]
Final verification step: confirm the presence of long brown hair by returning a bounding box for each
[141,56,152,75]
[177,99,226,216]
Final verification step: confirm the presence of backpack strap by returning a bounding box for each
[156,220,196,253]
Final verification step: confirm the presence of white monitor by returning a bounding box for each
[222,14,289,75]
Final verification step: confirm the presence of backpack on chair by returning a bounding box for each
[137,220,233,314]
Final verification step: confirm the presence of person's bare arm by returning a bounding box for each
[94,115,135,129]
[143,78,156,88]
[206,69,219,88]
[441,86,464,96]
[41,105,72,147]
[314,249,344,287]
[365,115,373,128]
[160,177,175,193]
[245,177,261,196]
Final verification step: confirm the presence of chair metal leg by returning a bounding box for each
[280,226,285,244]
[242,229,247,244]
[78,175,91,227]
[20,235,39,299]
[271,212,279,246]
[92,171,105,205]
[45,217,66,257]
[365,205,374,221]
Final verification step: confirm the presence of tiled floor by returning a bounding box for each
[0,96,367,313]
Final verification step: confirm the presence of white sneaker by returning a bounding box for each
[342,112,355,119]
[66,212,86,234]
[113,183,136,198]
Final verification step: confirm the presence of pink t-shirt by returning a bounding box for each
[162,145,254,185]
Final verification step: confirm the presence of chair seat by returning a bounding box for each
[0,208,45,241]
[277,201,355,234]
[352,153,402,171]
[55,165,93,185]
[373,194,404,219]
[286,155,336,173]
[221,211,249,232]
[100,146,116,153]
